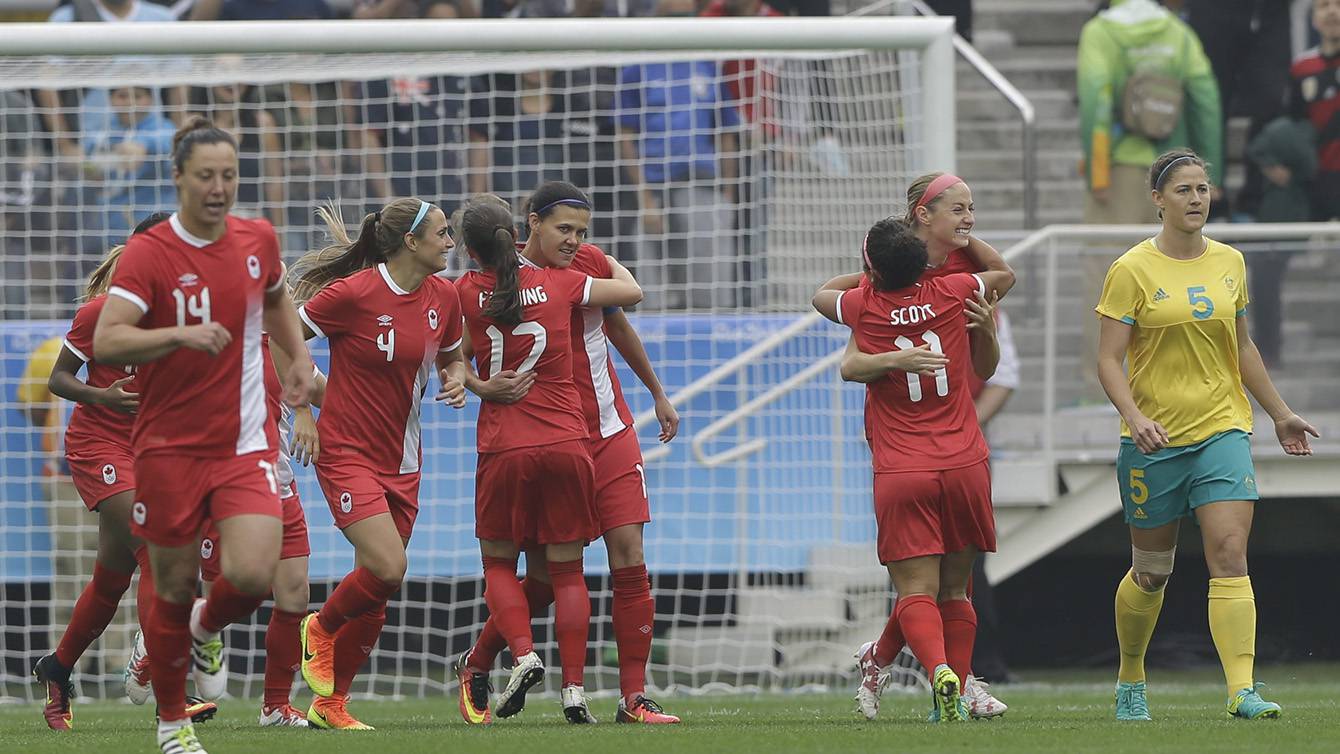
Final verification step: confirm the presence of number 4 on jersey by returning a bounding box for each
[893,329,948,402]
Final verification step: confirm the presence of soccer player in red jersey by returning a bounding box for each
[92,118,317,754]
[289,197,467,730]
[844,174,1012,719]
[455,198,643,724]
[454,184,681,725]
[812,217,1014,723]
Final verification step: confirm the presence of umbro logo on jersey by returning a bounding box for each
[377,315,393,328]
[178,273,200,287]
[1152,288,1169,302]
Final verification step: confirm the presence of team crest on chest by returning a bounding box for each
[427,309,439,330]
[1222,274,1236,292]
[246,255,261,280]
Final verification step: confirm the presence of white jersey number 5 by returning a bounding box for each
[893,329,949,402]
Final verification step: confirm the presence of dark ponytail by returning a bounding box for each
[463,201,523,326]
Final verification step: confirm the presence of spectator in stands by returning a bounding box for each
[189,0,334,20]
[269,81,354,251]
[467,69,603,236]
[1242,115,1315,368]
[1291,0,1340,220]
[1,90,44,317]
[355,0,477,17]
[188,81,285,229]
[1185,0,1292,221]
[36,0,187,168]
[351,2,469,209]
[619,0,743,309]
[1077,0,1222,225]
[481,0,568,17]
[78,86,176,254]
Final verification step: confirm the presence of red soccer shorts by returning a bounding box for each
[475,439,599,548]
[316,460,421,541]
[200,481,308,582]
[132,450,282,548]
[591,427,651,533]
[66,439,136,511]
[873,460,996,564]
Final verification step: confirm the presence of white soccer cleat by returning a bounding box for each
[963,675,1008,719]
[125,629,153,705]
[259,703,310,727]
[853,640,891,720]
[188,599,227,700]
[494,651,545,719]
[561,684,597,724]
[157,721,207,754]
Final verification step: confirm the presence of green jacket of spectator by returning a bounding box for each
[1246,116,1317,223]
[1077,0,1223,191]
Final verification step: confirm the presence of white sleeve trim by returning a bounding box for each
[971,273,987,299]
[297,305,327,340]
[62,338,91,364]
[580,275,594,306]
[265,261,288,293]
[108,286,149,314]
[834,290,846,325]
[439,337,463,353]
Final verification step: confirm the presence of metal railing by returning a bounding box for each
[850,0,1038,229]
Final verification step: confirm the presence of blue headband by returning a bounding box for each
[1154,156,1195,191]
[408,199,433,233]
[535,198,590,215]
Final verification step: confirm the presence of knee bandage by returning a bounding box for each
[1131,545,1176,577]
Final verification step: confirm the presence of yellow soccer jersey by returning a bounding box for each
[1095,238,1253,446]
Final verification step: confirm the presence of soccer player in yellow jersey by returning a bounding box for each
[1095,149,1320,722]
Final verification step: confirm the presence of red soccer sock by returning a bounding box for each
[549,558,591,688]
[133,546,154,626]
[198,576,265,636]
[611,564,654,698]
[262,608,305,708]
[873,598,906,668]
[333,602,387,698]
[55,562,134,669]
[482,556,534,658]
[144,596,193,722]
[893,594,948,673]
[317,567,400,635]
[939,598,978,683]
[469,577,554,673]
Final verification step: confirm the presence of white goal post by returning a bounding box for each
[0,16,953,701]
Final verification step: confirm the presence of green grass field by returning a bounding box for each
[5,665,1339,753]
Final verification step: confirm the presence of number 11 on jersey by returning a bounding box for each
[893,329,948,402]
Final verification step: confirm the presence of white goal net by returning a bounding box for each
[0,17,953,701]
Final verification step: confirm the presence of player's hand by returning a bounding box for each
[281,359,318,409]
[1127,413,1170,454]
[965,290,998,337]
[437,369,467,408]
[886,343,948,376]
[290,407,320,466]
[1275,413,1319,456]
[654,394,679,443]
[177,323,232,355]
[99,376,139,414]
[475,370,535,404]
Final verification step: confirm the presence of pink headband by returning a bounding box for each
[915,173,965,209]
[861,232,871,270]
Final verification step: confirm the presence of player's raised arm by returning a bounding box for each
[604,306,678,442]
[587,257,643,308]
[812,272,863,324]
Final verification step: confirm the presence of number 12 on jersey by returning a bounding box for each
[893,329,948,402]
[485,321,548,376]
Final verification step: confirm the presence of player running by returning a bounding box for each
[290,197,467,730]
[455,198,643,724]
[812,218,1014,723]
[454,184,680,726]
[93,117,317,754]
[1096,149,1319,721]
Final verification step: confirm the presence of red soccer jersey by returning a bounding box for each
[924,247,979,280]
[836,272,990,473]
[457,265,593,454]
[62,294,138,451]
[521,243,636,440]
[107,214,283,458]
[299,264,463,475]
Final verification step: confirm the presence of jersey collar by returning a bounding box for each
[377,263,411,296]
[169,213,213,249]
